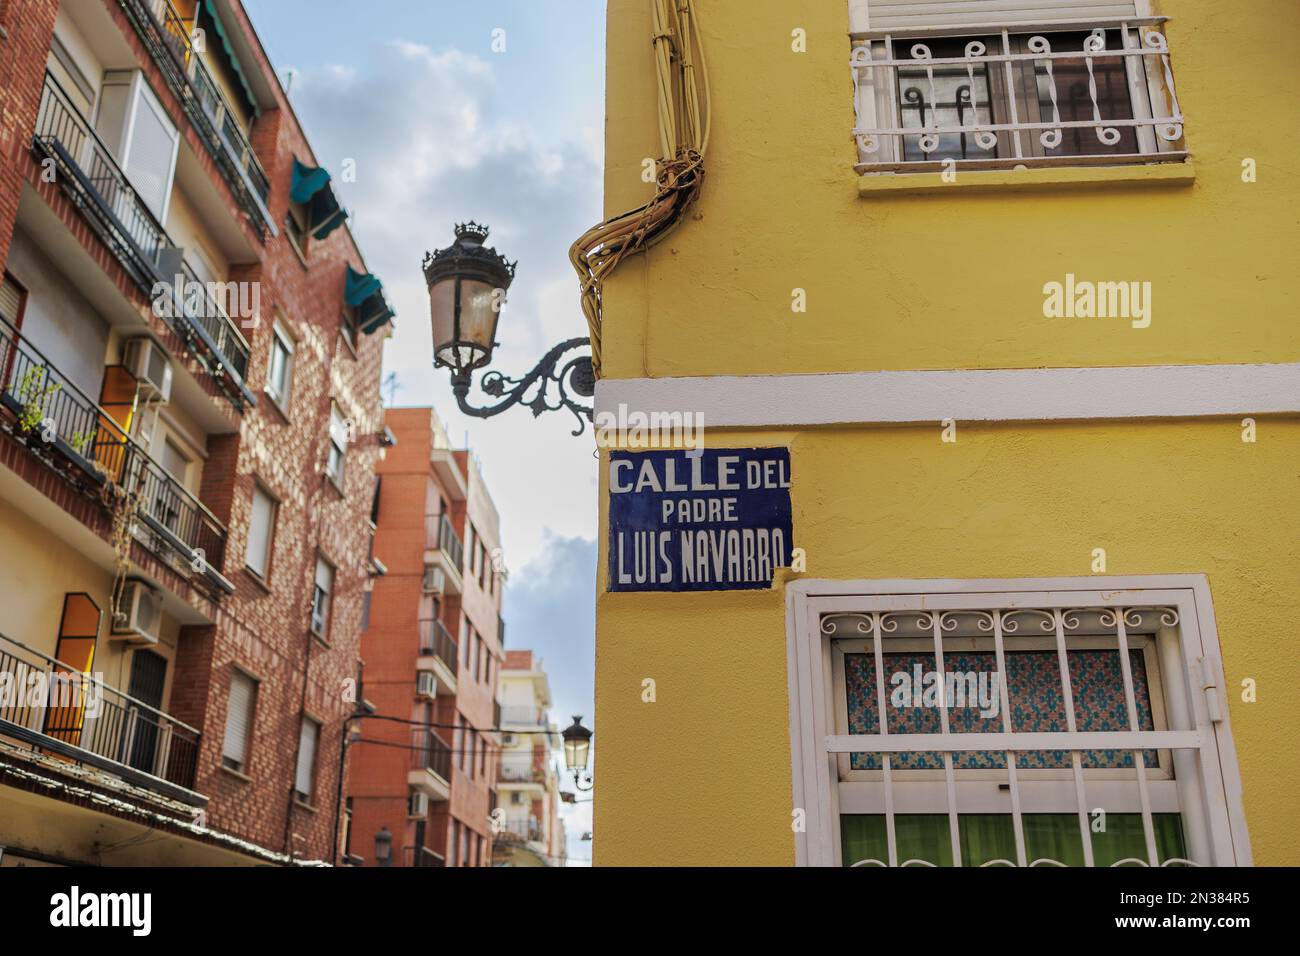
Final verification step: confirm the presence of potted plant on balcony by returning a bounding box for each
[14,366,61,450]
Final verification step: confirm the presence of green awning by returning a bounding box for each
[345,265,395,334]
[290,159,347,239]
[197,1,259,118]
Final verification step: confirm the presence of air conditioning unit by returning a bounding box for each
[111,580,163,644]
[422,565,445,594]
[416,671,437,699]
[408,790,429,817]
[501,733,516,746]
[123,338,173,403]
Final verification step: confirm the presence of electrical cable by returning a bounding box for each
[570,0,710,377]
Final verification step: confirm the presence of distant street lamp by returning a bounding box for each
[561,714,593,792]
[374,825,393,867]
[424,223,595,435]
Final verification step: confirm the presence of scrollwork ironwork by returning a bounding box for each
[450,337,595,436]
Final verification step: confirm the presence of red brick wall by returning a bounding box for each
[0,0,388,863]
[0,0,58,270]
[351,408,504,865]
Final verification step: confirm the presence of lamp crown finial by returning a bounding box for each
[454,221,490,245]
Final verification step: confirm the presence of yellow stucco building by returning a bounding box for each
[592,0,1298,866]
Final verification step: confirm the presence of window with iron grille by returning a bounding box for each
[788,577,1250,867]
[848,0,1186,173]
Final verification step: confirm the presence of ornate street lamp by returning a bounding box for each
[561,714,593,792]
[373,825,393,867]
[424,223,595,435]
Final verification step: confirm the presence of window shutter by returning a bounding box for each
[123,83,179,220]
[315,557,333,594]
[0,275,22,325]
[295,718,319,798]
[859,0,1140,31]
[245,486,276,576]
[222,671,256,768]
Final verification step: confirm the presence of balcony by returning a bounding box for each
[31,73,256,411]
[0,632,204,806]
[0,315,233,596]
[117,0,275,235]
[429,447,467,502]
[417,618,458,695]
[407,729,452,801]
[499,759,544,785]
[496,816,543,845]
[499,706,548,730]
[423,513,464,593]
[402,846,445,867]
[849,16,1187,174]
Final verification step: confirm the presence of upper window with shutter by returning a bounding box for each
[0,273,26,329]
[848,0,1187,173]
[222,669,258,774]
[97,71,179,220]
[294,717,320,802]
[310,556,334,638]
[245,484,277,579]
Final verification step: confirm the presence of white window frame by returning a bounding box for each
[221,668,258,774]
[294,715,321,803]
[244,482,278,579]
[101,70,180,220]
[847,0,1184,172]
[310,555,334,639]
[326,402,348,489]
[266,319,295,409]
[785,575,1251,867]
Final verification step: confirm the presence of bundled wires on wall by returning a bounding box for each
[569,0,710,377]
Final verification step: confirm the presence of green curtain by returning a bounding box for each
[842,813,1186,867]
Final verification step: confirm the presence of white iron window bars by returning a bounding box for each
[850,16,1186,172]
[786,578,1251,867]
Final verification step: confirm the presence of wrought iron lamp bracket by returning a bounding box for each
[448,337,595,436]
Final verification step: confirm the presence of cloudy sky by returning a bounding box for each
[243,0,604,864]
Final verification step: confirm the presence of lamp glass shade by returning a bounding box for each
[429,276,500,372]
[561,715,593,772]
[563,734,591,773]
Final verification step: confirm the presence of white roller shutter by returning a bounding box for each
[0,274,23,326]
[245,485,276,577]
[853,0,1142,32]
[222,670,257,770]
[294,718,319,799]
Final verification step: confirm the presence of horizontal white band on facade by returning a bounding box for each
[595,363,1300,428]
[824,730,1205,753]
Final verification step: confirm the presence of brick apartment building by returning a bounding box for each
[347,406,506,867]
[0,0,393,865]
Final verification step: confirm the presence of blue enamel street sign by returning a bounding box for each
[608,447,793,592]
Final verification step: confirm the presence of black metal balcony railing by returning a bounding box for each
[425,513,465,572]
[0,315,231,591]
[410,729,452,783]
[32,72,255,409]
[418,618,458,677]
[118,0,273,234]
[0,632,202,804]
